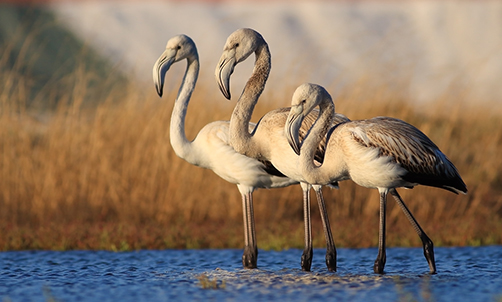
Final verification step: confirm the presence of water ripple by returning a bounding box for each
[0,247,501,302]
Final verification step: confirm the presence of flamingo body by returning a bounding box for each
[215,28,350,271]
[285,83,467,274]
[153,34,298,269]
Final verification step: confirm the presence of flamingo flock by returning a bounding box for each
[153,28,467,274]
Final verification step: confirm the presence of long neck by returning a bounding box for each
[169,56,199,162]
[301,99,339,184]
[229,43,271,156]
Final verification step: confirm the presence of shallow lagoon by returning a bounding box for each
[2,246,501,302]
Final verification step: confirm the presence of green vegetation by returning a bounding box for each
[0,4,126,110]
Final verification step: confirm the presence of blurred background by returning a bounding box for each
[50,0,502,103]
[1,0,501,251]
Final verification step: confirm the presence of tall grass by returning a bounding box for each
[1,9,501,251]
[2,65,501,251]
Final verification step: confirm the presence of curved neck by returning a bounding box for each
[229,43,271,155]
[301,99,337,184]
[170,56,199,161]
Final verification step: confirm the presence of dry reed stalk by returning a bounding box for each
[1,38,501,250]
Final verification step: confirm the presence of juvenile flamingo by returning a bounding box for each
[215,28,350,271]
[285,83,467,274]
[153,34,298,269]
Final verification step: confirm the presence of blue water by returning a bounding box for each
[1,246,501,302]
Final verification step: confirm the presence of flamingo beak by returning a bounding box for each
[285,105,304,155]
[153,49,176,97]
[215,49,236,100]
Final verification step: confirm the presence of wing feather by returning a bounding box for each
[349,117,467,193]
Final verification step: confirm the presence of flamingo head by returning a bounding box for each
[153,34,198,97]
[215,28,266,100]
[285,83,332,155]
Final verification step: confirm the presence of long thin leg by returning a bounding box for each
[241,193,249,248]
[241,192,257,269]
[247,191,258,263]
[300,183,313,271]
[313,185,337,272]
[390,189,436,274]
[374,190,387,274]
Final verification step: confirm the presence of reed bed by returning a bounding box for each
[1,9,501,251]
[1,63,501,252]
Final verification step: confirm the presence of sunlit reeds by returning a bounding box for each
[1,8,501,251]
[2,62,501,251]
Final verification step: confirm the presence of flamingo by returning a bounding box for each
[285,83,468,274]
[215,28,350,272]
[152,34,299,269]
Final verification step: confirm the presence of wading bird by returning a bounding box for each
[153,34,299,269]
[215,28,350,271]
[285,83,467,274]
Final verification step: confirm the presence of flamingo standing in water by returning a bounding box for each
[153,34,299,269]
[285,83,467,274]
[215,28,350,271]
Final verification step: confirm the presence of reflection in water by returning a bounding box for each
[392,275,434,302]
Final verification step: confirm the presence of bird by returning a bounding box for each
[215,28,350,272]
[285,83,468,274]
[153,34,300,269]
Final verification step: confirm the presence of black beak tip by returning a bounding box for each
[288,141,301,156]
[218,84,231,100]
[155,85,163,97]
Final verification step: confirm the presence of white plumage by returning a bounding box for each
[215,28,350,272]
[153,34,298,269]
[285,83,468,274]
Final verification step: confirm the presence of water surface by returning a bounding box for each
[1,246,501,302]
